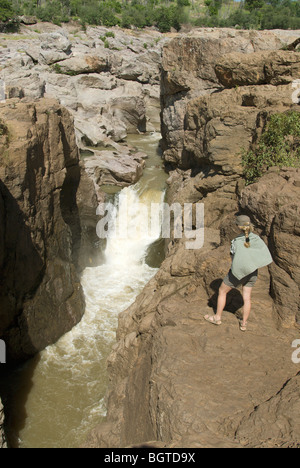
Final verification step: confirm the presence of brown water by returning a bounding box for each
[1,133,168,448]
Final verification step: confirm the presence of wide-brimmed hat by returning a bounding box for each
[235,215,251,226]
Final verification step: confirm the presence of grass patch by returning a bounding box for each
[52,63,79,76]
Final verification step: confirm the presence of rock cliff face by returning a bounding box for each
[240,169,300,328]
[160,29,297,167]
[0,98,97,362]
[85,29,300,448]
[161,29,300,326]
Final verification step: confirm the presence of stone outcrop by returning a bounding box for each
[18,15,37,26]
[83,148,146,189]
[85,169,300,449]
[0,98,97,362]
[184,84,294,174]
[25,31,72,65]
[57,53,109,75]
[160,29,300,169]
[86,29,300,448]
[161,30,300,235]
[234,371,300,448]
[85,216,299,448]
[215,50,300,88]
[0,24,166,149]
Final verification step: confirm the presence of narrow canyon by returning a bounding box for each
[0,22,300,448]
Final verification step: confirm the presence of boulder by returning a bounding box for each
[5,72,46,100]
[41,31,72,54]
[57,53,109,75]
[75,73,117,90]
[75,89,148,145]
[18,15,37,25]
[112,50,161,85]
[25,31,73,65]
[104,96,147,135]
[83,149,145,188]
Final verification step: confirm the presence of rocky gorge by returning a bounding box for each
[0,22,300,448]
[0,21,169,447]
[0,22,170,361]
[84,29,300,448]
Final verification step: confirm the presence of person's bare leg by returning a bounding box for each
[241,286,253,327]
[215,282,233,321]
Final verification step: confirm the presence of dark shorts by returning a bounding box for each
[223,269,258,289]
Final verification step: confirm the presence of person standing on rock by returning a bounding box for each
[204,215,273,331]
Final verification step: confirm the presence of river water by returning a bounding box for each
[2,133,167,448]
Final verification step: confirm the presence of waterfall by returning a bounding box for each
[13,156,166,448]
[104,185,163,266]
[79,183,164,356]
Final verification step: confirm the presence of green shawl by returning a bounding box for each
[231,233,273,280]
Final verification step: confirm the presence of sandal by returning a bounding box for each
[239,321,247,332]
[204,315,222,326]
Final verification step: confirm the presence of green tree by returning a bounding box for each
[154,5,183,32]
[177,0,190,6]
[244,0,265,10]
[205,0,222,16]
[0,0,15,21]
[99,4,120,27]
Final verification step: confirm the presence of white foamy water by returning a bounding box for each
[7,133,167,448]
